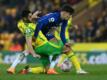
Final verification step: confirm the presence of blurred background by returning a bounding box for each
[0,0,107,64]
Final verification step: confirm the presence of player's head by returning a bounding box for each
[21,10,32,22]
[60,4,74,20]
[21,10,41,22]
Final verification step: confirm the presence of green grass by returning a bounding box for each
[0,64,107,80]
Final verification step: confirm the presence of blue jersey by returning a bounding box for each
[34,12,68,44]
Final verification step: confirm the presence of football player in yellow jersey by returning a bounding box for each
[7,10,41,74]
[53,17,88,74]
[7,10,63,74]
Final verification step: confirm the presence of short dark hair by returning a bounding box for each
[21,10,31,18]
[61,4,74,15]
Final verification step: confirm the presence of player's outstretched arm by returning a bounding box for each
[26,36,40,58]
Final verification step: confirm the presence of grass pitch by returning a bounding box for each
[0,64,107,80]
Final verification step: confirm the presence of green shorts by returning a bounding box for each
[39,55,50,68]
[34,40,63,56]
[34,40,63,67]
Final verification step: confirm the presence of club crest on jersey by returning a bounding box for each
[49,17,55,22]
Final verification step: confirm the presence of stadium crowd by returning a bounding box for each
[0,0,107,51]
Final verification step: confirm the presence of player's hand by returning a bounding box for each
[32,11,41,19]
[65,42,71,47]
[63,44,71,53]
[57,64,62,67]
[32,53,41,58]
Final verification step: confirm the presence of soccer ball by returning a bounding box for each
[60,59,72,72]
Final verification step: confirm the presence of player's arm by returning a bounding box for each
[25,36,40,58]
[31,11,41,22]
[34,17,49,39]
[34,22,44,38]
[60,20,68,44]
[25,28,40,58]
[60,20,71,53]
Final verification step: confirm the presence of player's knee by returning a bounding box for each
[19,53,25,61]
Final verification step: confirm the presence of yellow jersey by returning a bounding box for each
[17,20,48,47]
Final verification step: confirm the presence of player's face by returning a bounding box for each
[63,11,71,20]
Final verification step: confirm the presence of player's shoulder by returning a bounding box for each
[46,12,59,16]
[17,20,24,26]
[39,12,60,20]
[18,19,23,23]
[67,17,72,26]
[47,12,60,18]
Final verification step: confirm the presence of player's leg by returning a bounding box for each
[58,50,88,74]
[45,41,63,74]
[58,51,81,70]
[57,54,68,67]
[20,55,49,74]
[26,58,59,75]
[19,65,45,74]
[28,67,45,74]
[35,41,62,74]
[67,51,81,71]
[7,50,29,74]
[49,55,59,70]
[67,51,88,74]
[56,40,87,74]
[47,55,60,74]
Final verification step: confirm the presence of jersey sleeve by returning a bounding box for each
[60,20,68,44]
[24,26,34,37]
[18,21,35,37]
[65,17,72,40]
[34,22,44,38]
